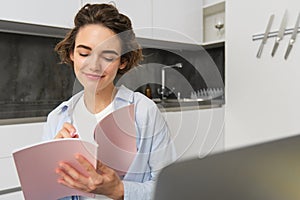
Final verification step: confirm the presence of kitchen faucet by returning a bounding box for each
[158,63,183,99]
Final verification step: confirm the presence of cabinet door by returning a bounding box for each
[0,191,24,200]
[81,0,152,38]
[113,0,152,39]
[0,123,44,192]
[163,107,224,161]
[0,0,80,28]
[152,0,203,44]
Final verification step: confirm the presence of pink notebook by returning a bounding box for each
[94,104,137,175]
[13,139,97,199]
[13,104,137,200]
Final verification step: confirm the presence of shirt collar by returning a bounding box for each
[115,85,134,104]
[59,85,134,114]
[59,90,84,114]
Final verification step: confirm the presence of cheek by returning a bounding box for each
[73,56,86,72]
[104,60,121,74]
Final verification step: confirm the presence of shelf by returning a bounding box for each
[137,37,203,51]
[202,0,225,44]
[202,39,225,47]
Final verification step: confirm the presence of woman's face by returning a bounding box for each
[70,24,126,93]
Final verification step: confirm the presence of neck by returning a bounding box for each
[83,85,117,114]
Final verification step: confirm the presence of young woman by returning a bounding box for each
[43,3,176,200]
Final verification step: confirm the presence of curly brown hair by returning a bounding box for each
[55,3,143,74]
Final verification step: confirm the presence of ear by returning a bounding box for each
[70,50,74,62]
[119,60,128,70]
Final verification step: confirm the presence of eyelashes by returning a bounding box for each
[79,53,117,63]
[79,53,89,57]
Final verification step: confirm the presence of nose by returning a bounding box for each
[84,53,104,73]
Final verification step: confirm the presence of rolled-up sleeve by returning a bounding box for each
[122,99,177,200]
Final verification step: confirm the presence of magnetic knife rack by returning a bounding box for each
[252,27,300,41]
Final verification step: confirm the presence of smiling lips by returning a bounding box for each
[84,72,105,80]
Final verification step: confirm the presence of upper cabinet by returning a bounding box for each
[81,0,152,39]
[152,0,203,44]
[202,0,225,45]
[113,0,153,39]
[82,0,203,44]
[0,0,206,45]
[0,0,80,28]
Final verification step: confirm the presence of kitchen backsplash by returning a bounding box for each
[116,45,224,99]
[0,20,224,120]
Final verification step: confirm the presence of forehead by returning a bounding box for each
[75,24,122,52]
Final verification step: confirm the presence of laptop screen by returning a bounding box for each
[154,134,300,200]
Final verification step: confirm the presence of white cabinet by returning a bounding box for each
[82,0,203,44]
[0,1,204,43]
[0,0,81,28]
[0,123,44,192]
[162,107,225,161]
[113,0,152,39]
[152,0,203,44]
[81,0,152,38]
[0,191,24,200]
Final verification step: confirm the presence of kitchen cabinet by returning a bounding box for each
[0,191,24,200]
[82,0,203,44]
[0,0,80,28]
[0,123,44,194]
[112,0,153,39]
[81,0,152,38]
[152,0,203,44]
[162,107,225,161]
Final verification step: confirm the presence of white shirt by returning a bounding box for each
[73,96,114,145]
[73,96,114,200]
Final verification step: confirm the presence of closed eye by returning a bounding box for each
[103,57,115,62]
[79,53,89,57]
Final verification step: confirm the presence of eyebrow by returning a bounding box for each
[76,44,92,51]
[102,50,119,56]
[76,45,120,56]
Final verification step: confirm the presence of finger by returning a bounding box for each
[54,123,78,139]
[75,154,104,185]
[75,154,97,174]
[56,167,89,191]
[54,133,64,139]
[63,123,77,136]
[58,162,90,185]
[54,128,72,139]
[97,159,113,175]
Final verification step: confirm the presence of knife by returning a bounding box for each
[256,14,275,58]
[271,10,288,57]
[284,12,300,60]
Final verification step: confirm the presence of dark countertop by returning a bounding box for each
[154,98,225,112]
[0,98,225,125]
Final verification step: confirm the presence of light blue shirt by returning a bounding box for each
[43,85,176,200]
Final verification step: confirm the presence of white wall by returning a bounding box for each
[225,0,300,149]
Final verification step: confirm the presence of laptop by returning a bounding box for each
[154,134,300,200]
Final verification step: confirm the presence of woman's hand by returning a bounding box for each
[54,122,78,139]
[56,154,124,200]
